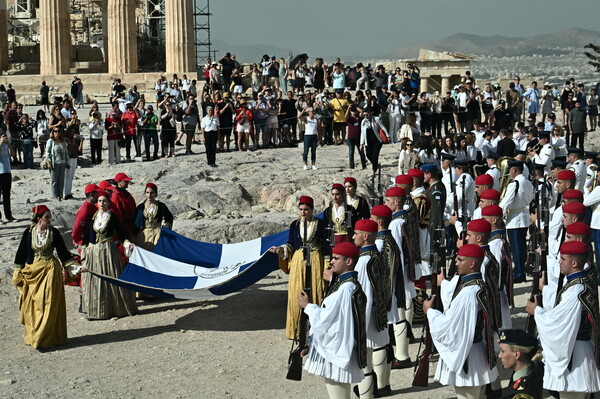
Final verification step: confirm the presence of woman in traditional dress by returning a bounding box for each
[268,196,329,340]
[81,191,137,320]
[12,205,79,349]
[133,183,174,251]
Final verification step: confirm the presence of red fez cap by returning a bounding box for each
[560,241,588,255]
[145,183,158,193]
[331,183,344,192]
[372,205,392,218]
[475,174,494,186]
[458,244,485,259]
[563,189,583,201]
[344,177,357,186]
[482,204,503,216]
[395,175,412,185]
[386,186,406,198]
[299,195,314,207]
[114,172,132,182]
[557,170,576,181]
[32,204,50,216]
[332,242,360,258]
[480,189,501,200]
[96,191,110,200]
[98,180,115,190]
[467,218,492,233]
[563,201,586,215]
[84,184,100,194]
[408,169,424,178]
[355,219,378,233]
[566,221,591,236]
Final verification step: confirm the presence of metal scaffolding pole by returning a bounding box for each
[193,0,213,69]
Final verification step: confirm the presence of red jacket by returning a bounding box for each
[111,188,137,237]
[72,200,98,245]
[121,110,139,136]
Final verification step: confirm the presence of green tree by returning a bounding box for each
[584,43,600,72]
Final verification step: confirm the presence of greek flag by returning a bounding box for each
[89,228,288,299]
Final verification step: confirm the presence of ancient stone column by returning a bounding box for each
[165,0,196,74]
[0,0,8,72]
[420,76,429,94]
[441,75,451,94]
[39,0,71,75]
[107,0,138,74]
[101,0,109,72]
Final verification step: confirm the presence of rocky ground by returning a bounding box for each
[1,104,595,398]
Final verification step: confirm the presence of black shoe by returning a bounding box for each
[513,276,528,284]
[64,194,74,200]
[391,357,413,369]
[375,385,391,398]
[175,141,183,146]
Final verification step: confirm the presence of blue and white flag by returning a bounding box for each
[89,228,288,299]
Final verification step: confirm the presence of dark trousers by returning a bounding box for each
[205,130,218,165]
[0,173,12,219]
[420,113,432,134]
[365,134,383,172]
[443,114,456,135]
[347,137,366,169]
[507,227,528,280]
[90,138,102,164]
[125,135,135,158]
[432,113,443,137]
[302,134,318,164]
[144,129,159,159]
[570,131,584,150]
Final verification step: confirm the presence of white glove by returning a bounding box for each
[66,265,83,277]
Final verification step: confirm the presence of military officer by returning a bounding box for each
[530,131,555,174]
[567,147,586,192]
[498,329,544,399]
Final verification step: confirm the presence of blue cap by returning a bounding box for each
[567,146,583,155]
[552,160,568,169]
[507,160,524,168]
[454,159,468,166]
[421,163,438,172]
[486,151,501,160]
[539,131,550,139]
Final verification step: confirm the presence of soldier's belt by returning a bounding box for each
[506,207,527,214]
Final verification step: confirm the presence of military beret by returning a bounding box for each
[475,174,494,186]
[386,187,406,198]
[562,201,586,215]
[560,240,588,255]
[557,170,576,181]
[457,244,485,259]
[408,169,424,178]
[395,175,412,185]
[467,219,492,234]
[563,189,583,201]
[354,219,378,233]
[566,221,591,236]
[332,242,360,258]
[480,189,501,200]
[371,205,392,219]
[482,204,503,216]
[499,329,538,347]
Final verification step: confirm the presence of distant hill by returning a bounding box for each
[388,28,600,59]
[210,39,292,64]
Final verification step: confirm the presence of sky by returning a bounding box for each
[208,0,600,59]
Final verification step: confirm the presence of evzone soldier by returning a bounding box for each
[499,160,534,284]
[484,151,501,191]
[477,189,501,218]
[546,201,586,306]
[448,160,476,244]
[567,146,586,192]
[526,241,600,397]
[471,174,494,220]
[530,130,555,174]
[547,170,577,259]
[481,204,513,329]
[344,177,371,220]
[407,168,432,279]
[423,163,447,275]
[423,244,499,399]
[371,205,404,397]
[497,329,544,399]
[352,219,390,398]
[324,183,359,245]
[394,175,421,277]
[384,187,416,370]
[299,242,367,399]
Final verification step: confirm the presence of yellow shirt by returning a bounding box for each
[331,98,349,123]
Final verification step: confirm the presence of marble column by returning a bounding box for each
[107,0,138,74]
[441,75,451,94]
[420,76,429,94]
[0,0,7,72]
[165,0,195,74]
[39,0,71,75]
[101,0,108,72]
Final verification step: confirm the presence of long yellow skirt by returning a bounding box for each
[134,226,161,251]
[285,249,325,340]
[12,257,67,349]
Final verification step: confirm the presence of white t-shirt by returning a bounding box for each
[305,117,318,136]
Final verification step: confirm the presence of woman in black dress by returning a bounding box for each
[313,58,326,93]
[360,108,389,176]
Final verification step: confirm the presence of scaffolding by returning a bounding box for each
[193,0,213,68]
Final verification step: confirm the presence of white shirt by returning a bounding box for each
[200,115,219,132]
[583,186,600,229]
[499,174,534,229]
[569,159,587,192]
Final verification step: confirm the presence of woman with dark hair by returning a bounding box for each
[13,205,79,349]
[268,195,329,339]
[133,183,174,251]
[416,136,436,165]
[440,135,458,160]
[43,126,69,201]
[313,58,326,93]
[398,137,418,174]
[360,108,389,176]
[81,191,137,320]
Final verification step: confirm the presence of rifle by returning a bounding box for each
[412,193,445,387]
[448,174,468,278]
[286,219,313,381]
[325,202,335,249]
